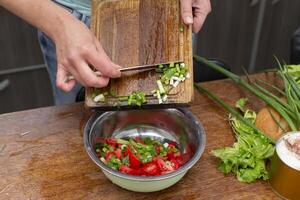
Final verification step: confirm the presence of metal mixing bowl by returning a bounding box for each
[84,108,205,192]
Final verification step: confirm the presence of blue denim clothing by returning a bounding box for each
[38,1,90,105]
[55,0,91,16]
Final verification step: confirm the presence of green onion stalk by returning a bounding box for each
[194,84,275,144]
[193,55,300,132]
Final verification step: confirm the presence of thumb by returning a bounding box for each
[180,0,193,25]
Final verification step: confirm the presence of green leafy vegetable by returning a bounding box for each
[284,65,300,86]
[235,97,248,112]
[211,99,274,183]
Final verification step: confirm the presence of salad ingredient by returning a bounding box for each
[214,98,274,182]
[92,61,190,106]
[152,62,190,103]
[194,84,275,143]
[195,83,275,182]
[284,64,300,86]
[94,137,183,176]
[194,55,300,134]
[93,94,105,102]
[127,92,147,106]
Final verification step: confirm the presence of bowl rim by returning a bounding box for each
[83,108,206,181]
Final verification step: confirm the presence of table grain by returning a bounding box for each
[0,73,280,200]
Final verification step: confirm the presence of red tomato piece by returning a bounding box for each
[176,154,184,165]
[142,162,159,176]
[155,146,161,154]
[106,138,117,148]
[114,148,122,159]
[129,152,141,169]
[119,165,134,174]
[130,168,143,176]
[170,159,180,170]
[167,152,175,160]
[119,165,142,176]
[154,157,166,172]
[168,141,177,147]
[105,152,115,161]
[124,145,132,157]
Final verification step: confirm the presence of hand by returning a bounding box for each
[54,17,121,92]
[180,0,211,33]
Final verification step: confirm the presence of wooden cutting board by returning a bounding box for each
[85,0,193,109]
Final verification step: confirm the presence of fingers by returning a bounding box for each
[85,40,121,78]
[56,64,76,92]
[180,0,193,25]
[192,11,207,33]
[192,0,211,33]
[56,57,110,91]
[73,59,110,88]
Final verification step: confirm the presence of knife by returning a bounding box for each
[65,60,183,82]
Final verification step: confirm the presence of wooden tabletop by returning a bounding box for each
[0,73,280,200]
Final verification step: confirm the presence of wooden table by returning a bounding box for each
[0,73,280,200]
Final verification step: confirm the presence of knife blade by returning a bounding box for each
[65,60,183,82]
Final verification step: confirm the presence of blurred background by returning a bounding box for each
[1,0,300,114]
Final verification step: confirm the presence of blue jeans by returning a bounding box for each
[38,2,91,105]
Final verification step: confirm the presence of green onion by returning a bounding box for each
[93,94,105,102]
[117,138,129,145]
[157,80,165,94]
[193,55,299,131]
[156,90,162,104]
[194,83,275,144]
[118,96,128,102]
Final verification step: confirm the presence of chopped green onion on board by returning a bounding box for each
[92,61,190,106]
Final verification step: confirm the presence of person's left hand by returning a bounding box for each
[180,0,211,33]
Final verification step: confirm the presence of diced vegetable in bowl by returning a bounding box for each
[84,109,205,192]
[94,137,184,176]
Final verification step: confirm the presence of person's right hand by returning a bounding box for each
[53,17,121,92]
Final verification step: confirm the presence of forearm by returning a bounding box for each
[0,0,76,42]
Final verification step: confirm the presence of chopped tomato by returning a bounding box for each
[114,148,122,159]
[105,152,115,161]
[106,138,117,148]
[155,146,161,154]
[170,159,180,170]
[175,155,184,165]
[168,141,177,147]
[119,165,142,176]
[119,165,134,174]
[96,137,183,176]
[129,151,141,169]
[154,157,166,171]
[124,145,131,157]
[142,162,159,176]
[167,152,175,160]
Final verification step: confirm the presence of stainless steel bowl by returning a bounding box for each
[84,108,206,192]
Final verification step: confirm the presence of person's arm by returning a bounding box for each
[0,0,121,92]
[181,0,211,33]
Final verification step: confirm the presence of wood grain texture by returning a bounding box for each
[86,0,193,108]
[0,73,280,200]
